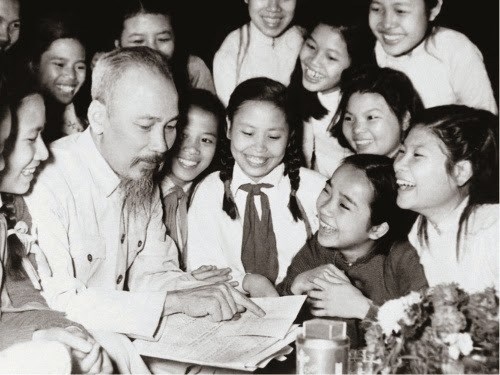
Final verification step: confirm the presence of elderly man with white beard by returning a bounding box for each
[24,47,264,372]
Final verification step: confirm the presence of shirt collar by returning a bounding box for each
[408,197,470,251]
[231,162,285,197]
[318,89,341,112]
[161,175,192,196]
[76,128,121,197]
[428,197,469,235]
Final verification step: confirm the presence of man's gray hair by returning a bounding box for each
[91,46,173,105]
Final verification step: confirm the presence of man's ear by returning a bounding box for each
[429,0,443,22]
[226,117,232,140]
[87,100,107,135]
[453,159,473,187]
[114,39,121,49]
[368,222,389,240]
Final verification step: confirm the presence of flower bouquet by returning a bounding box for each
[363,284,499,374]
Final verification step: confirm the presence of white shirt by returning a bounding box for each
[24,129,198,338]
[186,163,326,289]
[408,199,499,293]
[376,27,498,114]
[302,90,352,178]
[213,22,304,106]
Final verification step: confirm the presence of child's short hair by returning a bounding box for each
[413,105,499,252]
[341,153,412,251]
[332,66,424,150]
[221,77,305,222]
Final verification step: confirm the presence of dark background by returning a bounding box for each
[21,0,499,101]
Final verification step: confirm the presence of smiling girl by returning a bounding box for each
[277,154,427,347]
[394,105,498,292]
[369,0,497,114]
[332,66,423,157]
[161,89,226,265]
[213,0,303,106]
[23,13,88,142]
[186,78,326,296]
[289,6,373,178]
[114,0,215,97]
[0,86,114,373]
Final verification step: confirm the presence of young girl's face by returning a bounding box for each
[316,163,378,251]
[117,13,175,60]
[0,94,49,195]
[170,106,218,187]
[342,92,403,157]
[246,0,296,38]
[37,38,86,105]
[0,106,12,171]
[369,0,434,57]
[394,126,460,218]
[299,24,351,94]
[229,100,288,182]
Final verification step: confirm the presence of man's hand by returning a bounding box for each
[291,264,349,295]
[307,278,371,319]
[163,283,266,322]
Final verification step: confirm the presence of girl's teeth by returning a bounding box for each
[22,168,36,176]
[305,68,324,80]
[320,220,337,232]
[246,156,266,166]
[263,17,281,27]
[355,140,372,146]
[178,158,198,168]
[57,85,74,93]
[396,179,416,190]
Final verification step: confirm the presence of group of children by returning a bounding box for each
[0,0,498,371]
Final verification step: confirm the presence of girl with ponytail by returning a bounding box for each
[186,77,326,297]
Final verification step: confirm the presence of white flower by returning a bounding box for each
[377,292,422,336]
[443,333,473,360]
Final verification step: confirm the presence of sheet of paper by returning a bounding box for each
[216,295,306,339]
[134,296,306,371]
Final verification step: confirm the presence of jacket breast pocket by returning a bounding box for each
[72,237,106,282]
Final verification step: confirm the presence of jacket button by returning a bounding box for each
[120,234,126,244]
[87,254,93,262]
[137,240,143,247]
[116,274,123,284]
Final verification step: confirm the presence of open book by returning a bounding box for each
[133,295,306,371]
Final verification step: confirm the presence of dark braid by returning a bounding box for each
[219,126,238,219]
[0,193,25,280]
[283,113,305,222]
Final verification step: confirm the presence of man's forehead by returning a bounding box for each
[105,66,177,116]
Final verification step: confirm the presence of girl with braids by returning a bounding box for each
[213,0,303,107]
[394,105,498,293]
[186,77,326,297]
[0,86,113,372]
